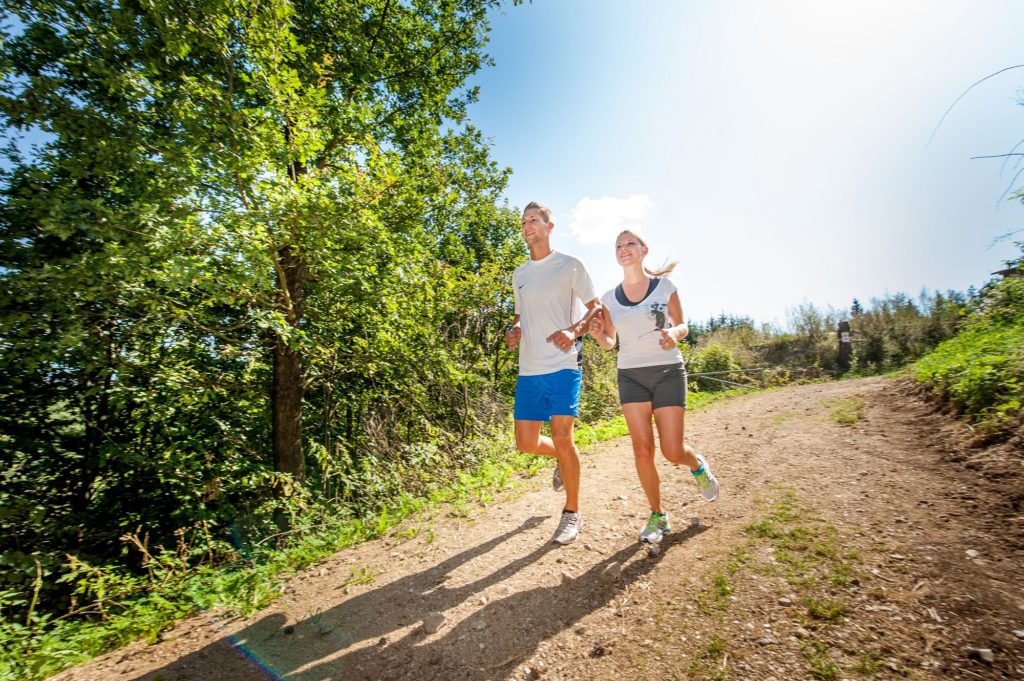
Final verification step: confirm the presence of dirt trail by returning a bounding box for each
[51,377,1024,680]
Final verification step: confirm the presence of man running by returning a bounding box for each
[505,201,602,544]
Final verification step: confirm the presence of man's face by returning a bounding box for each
[521,208,552,245]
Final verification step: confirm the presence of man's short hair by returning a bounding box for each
[523,201,553,223]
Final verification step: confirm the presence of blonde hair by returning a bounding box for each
[618,229,677,277]
[523,201,553,223]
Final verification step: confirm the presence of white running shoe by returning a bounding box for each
[552,464,564,492]
[692,453,720,501]
[551,511,583,544]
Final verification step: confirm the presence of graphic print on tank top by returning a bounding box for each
[639,301,670,339]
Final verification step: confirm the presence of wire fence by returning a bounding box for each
[688,365,839,390]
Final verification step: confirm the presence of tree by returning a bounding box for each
[3,0,508,468]
[1,0,519,605]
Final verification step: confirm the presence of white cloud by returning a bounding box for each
[566,194,654,245]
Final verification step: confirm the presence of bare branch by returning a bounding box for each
[971,153,1024,159]
[999,137,1024,175]
[927,64,1024,146]
[997,165,1024,206]
[987,228,1024,249]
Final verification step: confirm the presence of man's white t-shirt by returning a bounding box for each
[513,251,596,376]
[600,277,684,369]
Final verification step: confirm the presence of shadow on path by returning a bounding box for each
[133,519,708,680]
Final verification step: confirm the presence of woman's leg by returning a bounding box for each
[653,406,700,470]
[622,401,661,512]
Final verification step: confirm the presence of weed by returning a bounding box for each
[852,649,885,674]
[391,526,420,541]
[343,565,375,587]
[803,640,841,680]
[765,409,799,425]
[821,397,866,425]
[686,635,727,675]
[828,561,855,587]
[810,656,841,681]
[804,596,847,622]
[712,572,732,602]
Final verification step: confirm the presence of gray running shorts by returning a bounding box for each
[617,363,688,409]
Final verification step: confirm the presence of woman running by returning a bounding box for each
[588,230,720,544]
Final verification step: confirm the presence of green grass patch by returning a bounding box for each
[913,275,1024,439]
[820,397,866,426]
[733,488,867,678]
[342,565,375,587]
[852,649,885,675]
[803,640,842,681]
[804,596,847,622]
[765,409,800,425]
[575,415,629,448]
[686,635,728,677]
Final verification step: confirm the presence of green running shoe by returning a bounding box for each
[639,512,670,544]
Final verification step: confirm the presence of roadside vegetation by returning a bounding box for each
[913,249,1024,442]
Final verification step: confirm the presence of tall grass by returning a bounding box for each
[914,274,1024,439]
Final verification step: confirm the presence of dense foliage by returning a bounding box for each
[914,249,1024,439]
[0,0,524,631]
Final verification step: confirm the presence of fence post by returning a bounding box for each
[837,321,852,375]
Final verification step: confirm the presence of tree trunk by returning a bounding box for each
[272,245,306,483]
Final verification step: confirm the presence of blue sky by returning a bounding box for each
[468,0,1024,327]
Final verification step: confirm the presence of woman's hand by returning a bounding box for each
[659,327,680,350]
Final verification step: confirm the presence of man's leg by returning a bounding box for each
[549,415,580,511]
[513,420,557,457]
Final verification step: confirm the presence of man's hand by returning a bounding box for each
[587,310,604,335]
[505,326,522,349]
[546,328,575,352]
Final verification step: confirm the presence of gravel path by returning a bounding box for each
[50,376,1024,680]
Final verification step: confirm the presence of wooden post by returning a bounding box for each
[837,320,852,375]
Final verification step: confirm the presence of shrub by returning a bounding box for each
[914,274,1024,439]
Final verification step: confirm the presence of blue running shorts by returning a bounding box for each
[514,369,583,422]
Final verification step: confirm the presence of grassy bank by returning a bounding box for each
[913,275,1024,440]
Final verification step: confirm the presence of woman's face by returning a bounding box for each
[615,232,647,266]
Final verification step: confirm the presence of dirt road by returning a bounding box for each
[51,377,1024,680]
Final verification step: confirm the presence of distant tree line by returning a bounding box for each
[676,289,978,391]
